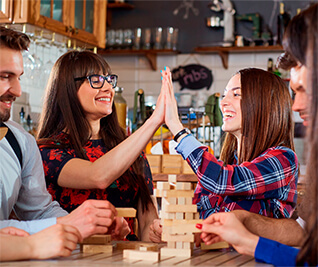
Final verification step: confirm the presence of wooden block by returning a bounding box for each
[176,212,184,220]
[150,166,160,174]
[183,242,193,249]
[147,154,162,174]
[156,181,171,190]
[164,190,194,198]
[81,244,113,253]
[160,247,192,258]
[146,154,162,166]
[201,241,230,250]
[182,161,195,174]
[162,197,177,208]
[159,210,175,219]
[162,219,202,226]
[167,241,176,248]
[81,234,111,244]
[162,233,194,242]
[185,213,193,220]
[165,204,197,213]
[195,212,200,219]
[168,174,177,183]
[177,197,185,205]
[162,155,182,168]
[116,241,159,251]
[116,207,136,217]
[176,241,183,249]
[123,249,160,262]
[162,167,181,174]
[163,224,202,234]
[155,189,194,198]
[176,182,192,190]
[185,197,193,205]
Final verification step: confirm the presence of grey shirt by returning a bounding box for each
[0,120,68,234]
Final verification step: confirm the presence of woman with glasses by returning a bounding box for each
[36,50,165,241]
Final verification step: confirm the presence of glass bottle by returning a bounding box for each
[19,107,28,131]
[114,86,127,130]
[267,58,273,72]
[277,2,291,45]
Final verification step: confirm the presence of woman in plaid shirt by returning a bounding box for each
[162,67,298,220]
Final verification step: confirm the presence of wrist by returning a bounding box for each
[26,235,37,259]
[176,132,188,143]
[173,128,191,142]
[242,234,259,257]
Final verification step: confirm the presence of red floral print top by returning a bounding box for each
[38,132,153,236]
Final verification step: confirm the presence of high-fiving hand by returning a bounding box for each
[160,66,184,136]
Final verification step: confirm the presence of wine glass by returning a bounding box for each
[21,50,35,82]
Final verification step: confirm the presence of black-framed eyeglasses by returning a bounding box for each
[74,74,118,89]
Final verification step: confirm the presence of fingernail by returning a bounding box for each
[164,66,167,70]
[160,70,162,73]
[196,223,202,229]
[161,76,163,80]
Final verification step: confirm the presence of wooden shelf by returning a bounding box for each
[107,2,135,9]
[194,45,284,69]
[98,49,179,71]
[106,2,135,26]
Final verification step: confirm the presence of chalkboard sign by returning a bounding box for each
[172,64,213,90]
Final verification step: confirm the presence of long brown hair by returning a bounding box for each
[37,50,153,212]
[285,4,318,265]
[220,68,295,165]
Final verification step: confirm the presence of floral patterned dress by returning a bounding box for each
[38,132,153,237]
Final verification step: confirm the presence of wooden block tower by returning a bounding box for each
[154,174,202,258]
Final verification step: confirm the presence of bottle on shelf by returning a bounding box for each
[277,2,291,45]
[114,86,127,130]
[26,114,37,136]
[267,57,281,77]
[267,58,274,72]
[19,107,28,131]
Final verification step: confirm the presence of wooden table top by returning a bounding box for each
[1,243,272,266]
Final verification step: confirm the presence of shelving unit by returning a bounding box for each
[98,49,179,71]
[194,45,284,69]
[106,2,135,26]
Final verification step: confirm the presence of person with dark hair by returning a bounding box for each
[36,50,165,241]
[149,66,298,242]
[0,25,129,249]
[194,3,318,266]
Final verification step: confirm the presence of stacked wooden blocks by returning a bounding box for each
[80,207,137,254]
[154,174,202,258]
[146,154,195,174]
[80,234,113,253]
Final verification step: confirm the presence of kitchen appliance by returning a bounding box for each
[207,0,236,47]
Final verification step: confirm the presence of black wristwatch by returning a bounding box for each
[173,128,191,142]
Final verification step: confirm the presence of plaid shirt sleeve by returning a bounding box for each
[176,135,298,218]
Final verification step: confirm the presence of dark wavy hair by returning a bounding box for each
[220,68,294,165]
[37,50,153,212]
[0,26,30,51]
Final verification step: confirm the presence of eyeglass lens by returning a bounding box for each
[89,75,117,89]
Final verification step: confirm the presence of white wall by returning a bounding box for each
[12,46,305,163]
